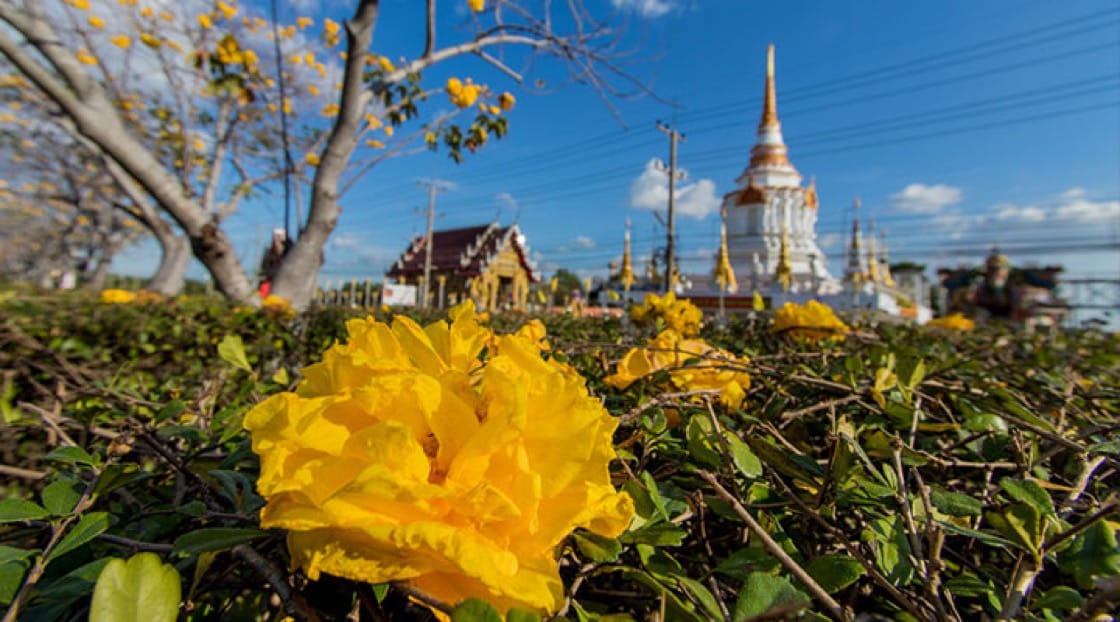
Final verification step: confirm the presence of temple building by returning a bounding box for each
[385,222,538,310]
[720,44,839,294]
[683,44,932,322]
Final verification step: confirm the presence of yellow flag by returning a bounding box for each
[536,289,547,304]
[606,289,621,301]
[752,290,766,311]
[549,276,558,293]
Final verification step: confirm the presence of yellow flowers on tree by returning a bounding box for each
[0,0,644,309]
[771,300,851,342]
[244,302,633,615]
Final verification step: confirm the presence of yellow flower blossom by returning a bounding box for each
[498,92,516,111]
[261,294,294,318]
[364,139,384,149]
[66,0,90,10]
[630,291,703,337]
[160,11,175,22]
[378,56,395,72]
[216,1,237,20]
[771,300,850,342]
[297,16,313,29]
[87,15,104,29]
[383,125,394,137]
[117,0,136,5]
[140,33,161,49]
[364,113,382,129]
[320,103,340,117]
[926,313,975,331]
[243,302,632,616]
[307,84,320,96]
[468,0,485,12]
[197,13,212,29]
[305,152,320,166]
[322,18,340,46]
[139,6,153,17]
[76,49,97,65]
[488,105,502,115]
[99,289,137,304]
[446,77,482,108]
[110,34,131,49]
[606,329,751,408]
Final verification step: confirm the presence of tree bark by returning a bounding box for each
[145,232,191,296]
[270,0,379,310]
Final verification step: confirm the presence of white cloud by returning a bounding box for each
[986,189,1118,225]
[818,233,843,250]
[889,183,963,214]
[1054,195,1120,223]
[609,0,677,18]
[629,158,720,220]
[572,235,596,250]
[994,204,1047,222]
[331,232,362,249]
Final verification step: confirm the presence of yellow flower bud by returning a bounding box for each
[87,15,104,29]
[110,34,131,49]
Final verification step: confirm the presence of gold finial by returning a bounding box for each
[866,219,880,284]
[620,221,635,292]
[774,211,792,293]
[760,44,779,128]
[714,208,738,293]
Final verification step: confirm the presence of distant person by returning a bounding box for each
[258,228,292,297]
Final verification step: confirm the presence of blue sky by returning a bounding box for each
[117,0,1120,314]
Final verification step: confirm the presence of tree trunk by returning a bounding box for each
[145,233,191,296]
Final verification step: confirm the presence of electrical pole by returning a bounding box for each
[655,121,685,293]
[417,179,448,308]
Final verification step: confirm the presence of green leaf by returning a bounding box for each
[45,446,97,468]
[619,522,687,547]
[805,553,865,592]
[0,499,50,523]
[1035,585,1085,612]
[172,528,268,556]
[506,608,542,622]
[670,575,724,620]
[999,478,1055,517]
[49,511,109,562]
[0,559,30,605]
[726,432,762,478]
[572,531,622,563]
[929,486,983,517]
[153,400,186,424]
[93,464,148,498]
[639,470,669,521]
[986,503,1042,558]
[90,553,181,622]
[686,415,723,469]
[217,334,252,373]
[732,572,809,621]
[0,545,35,566]
[42,478,84,516]
[450,598,502,622]
[1058,519,1120,589]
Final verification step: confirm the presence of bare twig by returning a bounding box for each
[232,544,320,622]
[699,471,847,621]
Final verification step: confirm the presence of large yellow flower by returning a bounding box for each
[629,292,703,337]
[771,300,850,342]
[605,329,750,408]
[244,302,632,615]
[926,313,974,331]
[99,288,137,304]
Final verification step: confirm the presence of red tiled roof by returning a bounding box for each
[385,222,538,282]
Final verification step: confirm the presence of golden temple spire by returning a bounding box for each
[760,43,779,128]
[866,218,880,284]
[713,209,738,293]
[774,211,792,293]
[880,227,895,288]
[620,220,635,292]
